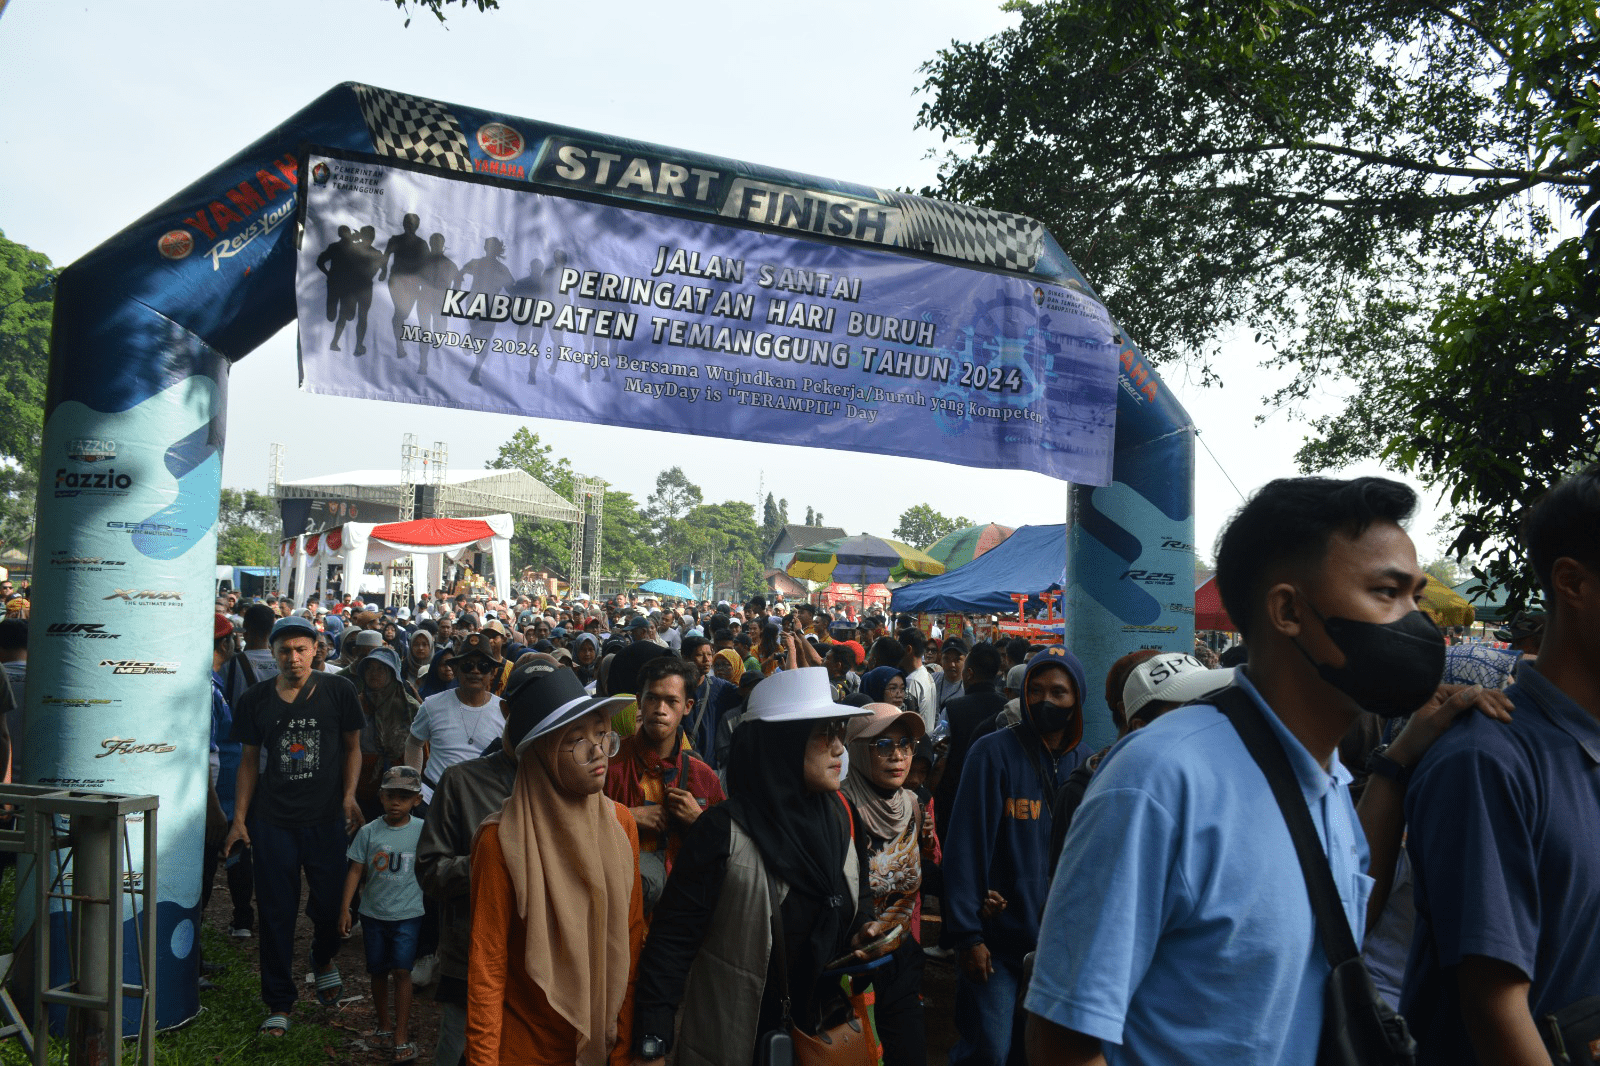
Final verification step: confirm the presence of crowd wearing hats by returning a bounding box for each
[187,464,1600,1066]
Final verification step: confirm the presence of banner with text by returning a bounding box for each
[296,151,1119,484]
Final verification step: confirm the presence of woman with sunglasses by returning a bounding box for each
[631,669,890,1066]
[467,661,642,1066]
[841,703,930,1066]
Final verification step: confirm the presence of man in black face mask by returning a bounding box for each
[1023,476,1509,1066]
[943,644,1091,1066]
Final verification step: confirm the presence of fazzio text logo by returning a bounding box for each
[55,467,134,498]
[66,438,116,463]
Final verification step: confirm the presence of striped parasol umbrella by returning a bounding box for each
[925,523,1015,571]
[786,535,946,586]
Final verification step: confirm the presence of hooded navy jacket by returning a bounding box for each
[943,646,1090,959]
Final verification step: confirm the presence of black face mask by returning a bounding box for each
[1030,700,1077,735]
[1292,593,1446,718]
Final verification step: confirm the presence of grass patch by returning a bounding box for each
[0,890,353,1065]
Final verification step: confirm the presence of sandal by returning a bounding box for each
[312,966,343,1007]
[365,1029,394,1049]
[393,1042,417,1063]
[258,1013,291,1037]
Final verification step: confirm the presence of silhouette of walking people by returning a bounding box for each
[416,232,458,377]
[315,225,378,355]
[381,213,429,358]
[455,237,514,386]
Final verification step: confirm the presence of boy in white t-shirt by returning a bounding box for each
[340,766,425,1063]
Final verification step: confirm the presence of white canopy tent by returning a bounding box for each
[283,514,515,605]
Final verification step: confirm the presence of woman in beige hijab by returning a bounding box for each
[466,662,642,1066]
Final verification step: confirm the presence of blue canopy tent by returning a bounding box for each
[639,578,696,600]
[890,524,1066,615]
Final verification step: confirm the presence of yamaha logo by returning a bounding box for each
[158,230,193,260]
[476,122,525,161]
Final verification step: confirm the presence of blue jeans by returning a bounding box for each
[949,952,1024,1066]
[250,817,347,1011]
[362,915,422,975]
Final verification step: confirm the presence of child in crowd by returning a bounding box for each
[341,766,426,1064]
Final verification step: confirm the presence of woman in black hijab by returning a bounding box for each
[630,669,889,1066]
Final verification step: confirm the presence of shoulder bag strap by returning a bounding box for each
[1214,685,1360,968]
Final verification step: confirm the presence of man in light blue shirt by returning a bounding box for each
[1024,475,1511,1065]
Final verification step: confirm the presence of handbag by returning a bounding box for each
[1542,994,1600,1064]
[761,868,882,1066]
[1215,686,1417,1066]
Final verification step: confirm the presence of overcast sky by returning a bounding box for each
[0,0,1451,564]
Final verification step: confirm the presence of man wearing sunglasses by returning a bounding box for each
[404,632,506,805]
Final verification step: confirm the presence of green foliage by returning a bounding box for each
[0,231,54,553]
[215,488,279,567]
[490,428,577,579]
[892,504,971,549]
[389,0,499,26]
[644,466,704,563]
[760,492,789,543]
[0,920,342,1065]
[917,0,1597,607]
[678,500,767,598]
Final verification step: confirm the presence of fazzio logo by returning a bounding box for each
[66,438,117,463]
[55,468,134,498]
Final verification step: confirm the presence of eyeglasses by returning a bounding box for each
[457,659,496,674]
[812,719,850,745]
[867,736,915,757]
[563,731,621,764]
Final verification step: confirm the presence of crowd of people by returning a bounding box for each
[180,464,1600,1065]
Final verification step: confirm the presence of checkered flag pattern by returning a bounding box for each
[882,191,1045,272]
[353,85,474,174]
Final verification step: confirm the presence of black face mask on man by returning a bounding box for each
[1291,592,1446,718]
[1029,700,1077,735]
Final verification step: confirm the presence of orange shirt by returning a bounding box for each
[465,803,644,1066]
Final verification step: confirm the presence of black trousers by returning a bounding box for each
[872,936,928,1066]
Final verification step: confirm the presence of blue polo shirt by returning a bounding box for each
[1401,662,1600,1064]
[1025,672,1370,1066]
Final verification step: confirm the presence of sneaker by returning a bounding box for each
[410,953,438,988]
[230,927,252,939]
[923,944,954,960]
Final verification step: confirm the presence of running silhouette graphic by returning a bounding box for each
[455,237,513,386]
[380,213,429,358]
[507,251,566,386]
[314,225,377,355]
[416,232,458,377]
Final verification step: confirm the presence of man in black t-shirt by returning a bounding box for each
[221,616,363,1037]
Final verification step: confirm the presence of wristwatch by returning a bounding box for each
[639,1034,668,1059]
[1365,745,1414,790]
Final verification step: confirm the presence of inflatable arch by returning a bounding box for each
[30,83,1193,1028]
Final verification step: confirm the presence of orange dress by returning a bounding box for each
[466,802,644,1066]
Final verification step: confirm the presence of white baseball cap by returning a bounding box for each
[1123,653,1236,720]
[745,668,872,723]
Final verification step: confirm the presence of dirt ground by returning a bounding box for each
[203,880,962,1066]
[201,879,444,1063]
